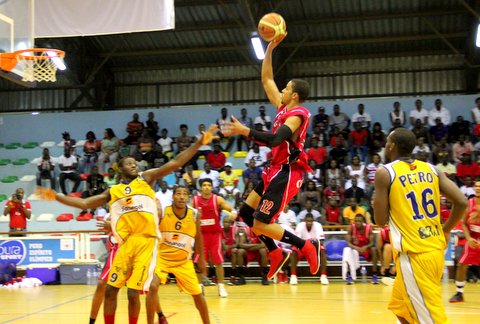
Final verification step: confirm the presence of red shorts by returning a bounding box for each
[459,244,480,265]
[100,244,119,282]
[202,232,224,264]
[246,250,260,264]
[254,164,304,224]
[359,249,371,262]
[225,247,238,261]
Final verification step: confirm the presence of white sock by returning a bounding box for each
[455,280,465,293]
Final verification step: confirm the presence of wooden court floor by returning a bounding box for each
[0,280,478,323]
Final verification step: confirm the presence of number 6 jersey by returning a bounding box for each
[383,159,445,253]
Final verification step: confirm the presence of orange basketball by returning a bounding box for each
[257,13,286,42]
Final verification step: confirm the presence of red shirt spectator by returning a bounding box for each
[206,143,226,171]
[3,188,31,235]
[306,145,327,166]
[456,154,480,180]
[349,127,369,146]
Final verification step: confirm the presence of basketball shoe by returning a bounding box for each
[449,292,464,303]
[267,248,291,280]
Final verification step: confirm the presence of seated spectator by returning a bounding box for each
[344,178,366,205]
[348,122,369,162]
[325,159,344,188]
[329,126,347,148]
[452,135,474,164]
[431,136,452,165]
[191,124,213,170]
[123,113,144,146]
[218,163,240,203]
[412,137,431,162]
[323,178,345,207]
[240,181,255,203]
[175,124,194,154]
[306,138,327,168]
[351,103,372,130]
[460,175,475,198]
[365,153,383,194]
[389,101,406,128]
[329,104,350,138]
[61,131,76,156]
[435,153,456,182]
[134,129,156,169]
[297,200,322,223]
[312,106,329,130]
[322,198,342,226]
[377,225,395,278]
[342,214,379,284]
[369,122,386,156]
[456,153,480,184]
[429,117,449,146]
[305,159,323,189]
[97,128,119,174]
[206,142,227,171]
[80,165,105,215]
[197,162,220,192]
[277,204,297,228]
[471,97,480,124]
[329,137,349,167]
[299,180,322,210]
[244,143,270,168]
[254,105,272,131]
[449,116,471,142]
[411,118,430,143]
[145,111,159,140]
[157,128,174,158]
[58,148,81,195]
[79,131,100,173]
[217,107,235,152]
[236,108,253,151]
[152,145,169,168]
[440,195,452,224]
[409,99,429,127]
[36,148,55,190]
[344,155,366,190]
[342,197,367,225]
[242,159,263,189]
[223,218,243,285]
[155,180,173,208]
[289,213,328,285]
[103,167,118,188]
[428,98,451,127]
[308,124,328,148]
[181,164,198,194]
[236,226,269,285]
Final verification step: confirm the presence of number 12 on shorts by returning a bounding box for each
[259,200,274,215]
[405,188,438,220]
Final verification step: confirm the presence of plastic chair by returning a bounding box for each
[36,213,54,222]
[12,158,29,165]
[0,159,11,166]
[76,212,93,221]
[1,176,18,183]
[325,239,348,261]
[0,194,7,202]
[233,151,247,158]
[56,213,74,222]
[22,142,39,149]
[5,143,21,149]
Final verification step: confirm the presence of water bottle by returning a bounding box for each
[360,266,367,283]
[86,268,93,285]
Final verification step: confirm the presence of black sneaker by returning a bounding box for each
[449,292,464,303]
[237,276,246,285]
[261,275,269,286]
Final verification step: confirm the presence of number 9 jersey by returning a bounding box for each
[383,159,445,253]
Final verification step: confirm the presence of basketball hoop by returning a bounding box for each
[0,48,65,82]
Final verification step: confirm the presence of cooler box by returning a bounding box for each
[59,259,99,285]
[26,263,60,284]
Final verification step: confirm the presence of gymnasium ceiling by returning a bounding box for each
[2,0,480,91]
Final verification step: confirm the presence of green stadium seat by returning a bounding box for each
[0,194,7,202]
[22,142,39,149]
[1,176,19,183]
[0,159,11,166]
[12,158,29,165]
[5,143,21,149]
[0,143,4,148]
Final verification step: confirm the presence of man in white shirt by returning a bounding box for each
[253,105,272,131]
[58,148,81,195]
[244,143,270,167]
[428,98,451,126]
[197,162,220,192]
[277,204,297,227]
[351,103,372,130]
[471,97,480,124]
[409,99,429,127]
[155,180,173,208]
[289,213,329,285]
[297,200,322,223]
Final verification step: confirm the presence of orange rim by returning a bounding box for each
[15,48,65,61]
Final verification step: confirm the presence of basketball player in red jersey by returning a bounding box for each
[449,180,480,303]
[222,34,321,280]
[192,178,236,298]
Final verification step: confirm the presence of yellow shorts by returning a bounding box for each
[388,249,449,324]
[155,257,201,295]
[107,236,158,291]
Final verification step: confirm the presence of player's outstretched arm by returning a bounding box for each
[143,124,219,183]
[262,34,287,109]
[35,187,110,210]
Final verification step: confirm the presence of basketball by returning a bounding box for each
[257,13,286,42]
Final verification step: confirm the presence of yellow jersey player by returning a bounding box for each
[36,124,218,324]
[374,128,467,324]
[146,185,210,324]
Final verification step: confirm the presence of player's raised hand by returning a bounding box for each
[201,124,220,145]
[267,32,287,51]
[34,186,57,201]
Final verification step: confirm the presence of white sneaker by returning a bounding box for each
[320,275,329,285]
[381,277,395,286]
[218,283,228,298]
[290,274,298,285]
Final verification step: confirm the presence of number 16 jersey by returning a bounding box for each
[383,159,445,254]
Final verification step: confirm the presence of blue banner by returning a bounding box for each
[0,238,76,266]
